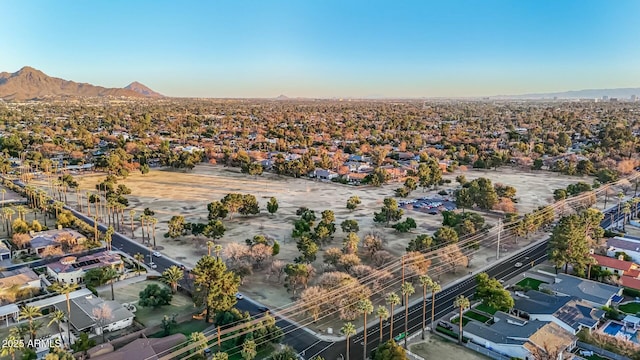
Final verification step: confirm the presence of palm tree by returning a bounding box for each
[356,298,373,359]
[617,192,625,227]
[5,207,14,236]
[1,329,23,360]
[206,241,215,256]
[19,305,42,342]
[418,275,432,339]
[428,280,441,333]
[1,188,5,207]
[54,201,64,219]
[15,205,27,221]
[150,217,158,249]
[623,202,631,232]
[401,282,415,348]
[93,216,99,243]
[140,215,146,244]
[453,295,470,344]
[129,210,136,238]
[385,292,400,341]
[631,197,640,219]
[340,322,356,360]
[49,281,79,345]
[134,253,144,275]
[189,331,208,355]
[48,309,66,347]
[103,267,119,300]
[86,192,92,216]
[375,306,389,343]
[214,244,223,259]
[162,265,184,294]
[104,226,115,252]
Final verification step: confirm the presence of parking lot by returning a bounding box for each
[400,197,457,215]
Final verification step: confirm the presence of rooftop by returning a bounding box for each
[0,268,39,288]
[54,295,134,331]
[591,254,636,272]
[47,251,121,274]
[524,322,577,357]
[608,237,640,252]
[539,274,620,306]
[465,311,547,345]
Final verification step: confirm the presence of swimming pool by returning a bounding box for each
[602,322,640,344]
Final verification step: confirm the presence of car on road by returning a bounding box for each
[514,262,523,268]
[235,293,244,300]
[152,251,162,257]
[150,263,157,269]
[257,306,269,313]
[438,321,453,331]
[394,332,408,342]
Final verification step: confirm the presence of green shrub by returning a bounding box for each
[623,287,640,298]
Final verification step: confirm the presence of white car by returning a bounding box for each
[152,252,162,257]
[150,263,158,269]
[235,293,244,300]
[514,262,523,268]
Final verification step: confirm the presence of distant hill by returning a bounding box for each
[494,87,640,100]
[124,81,164,98]
[0,66,160,101]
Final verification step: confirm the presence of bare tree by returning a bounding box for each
[92,304,113,343]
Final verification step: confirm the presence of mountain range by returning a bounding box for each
[492,88,640,100]
[0,66,163,101]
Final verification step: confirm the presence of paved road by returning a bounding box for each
[61,196,638,360]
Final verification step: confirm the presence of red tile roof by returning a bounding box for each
[620,276,640,290]
[591,254,634,272]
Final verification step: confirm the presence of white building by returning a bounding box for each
[46,252,122,285]
[53,294,134,335]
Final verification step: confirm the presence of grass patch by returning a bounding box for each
[618,302,640,314]
[150,319,210,338]
[464,310,491,323]
[451,316,471,326]
[475,303,498,315]
[516,277,546,291]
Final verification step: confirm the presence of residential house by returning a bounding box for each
[0,241,10,260]
[607,237,640,263]
[0,268,41,293]
[88,333,187,360]
[46,251,122,285]
[308,169,339,181]
[539,274,622,308]
[344,161,371,173]
[23,228,86,256]
[464,311,576,360]
[53,294,134,336]
[591,253,640,277]
[513,290,605,334]
[344,172,368,184]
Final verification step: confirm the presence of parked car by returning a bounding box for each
[152,251,162,257]
[235,293,244,300]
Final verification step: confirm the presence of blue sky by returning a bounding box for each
[2,0,639,98]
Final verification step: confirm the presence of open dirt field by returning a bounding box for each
[410,332,489,360]
[68,165,585,269]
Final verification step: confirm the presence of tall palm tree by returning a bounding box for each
[340,322,356,360]
[134,253,144,275]
[623,202,631,232]
[375,306,389,343]
[150,217,158,249]
[140,215,146,244]
[617,192,625,227]
[206,241,215,256]
[103,267,119,300]
[1,188,5,208]
[453,295,470,344]
[418,275,432,339]
[54,201,64,219]
[162,265,184,294]
[19,305,42,342]
[129,210,136,238]
[385,292,400,341]
[401,282,415,349]
[429,280,441,333]
[356,298,373,360]
[5,207,14,236]
[104,226,115,252]
[86,192,92,216]
[93,216,99,243]
[49,281,79,345]
[48,309,66,346]
[15,205,27,221]
[214,244,223,259]
[631,197,640,219]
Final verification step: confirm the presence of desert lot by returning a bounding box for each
[66,165,591,268]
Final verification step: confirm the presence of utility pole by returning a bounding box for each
[496,219,502,260]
